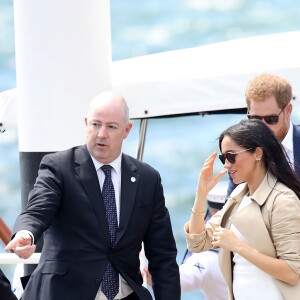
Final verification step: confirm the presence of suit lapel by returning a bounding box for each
[116,154,139,244]
[74,146,110,244]
[293,124,300,177]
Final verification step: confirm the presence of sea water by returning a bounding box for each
[1,1,300,299]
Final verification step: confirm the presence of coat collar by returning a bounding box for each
[229,171,277,206]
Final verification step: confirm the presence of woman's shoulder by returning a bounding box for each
[265,181,300,214]
[272,181,299,199]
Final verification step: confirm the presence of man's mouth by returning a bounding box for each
[97,142,107,147]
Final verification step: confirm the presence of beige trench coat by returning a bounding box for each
[185,172,300,300]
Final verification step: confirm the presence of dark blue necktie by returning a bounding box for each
[101,165,119,300]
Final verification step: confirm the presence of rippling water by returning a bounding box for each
[1,1,300,299]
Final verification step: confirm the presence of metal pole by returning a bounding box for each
[137,118,148,161]
[136,118,148,286]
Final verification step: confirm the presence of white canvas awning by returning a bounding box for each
[1,30,300,130]
[112,30,300,119]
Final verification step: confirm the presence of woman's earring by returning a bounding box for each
[256,157,261,161]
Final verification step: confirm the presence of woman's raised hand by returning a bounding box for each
[196,152,227,198]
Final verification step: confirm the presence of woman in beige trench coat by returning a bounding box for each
[185,119,300,300]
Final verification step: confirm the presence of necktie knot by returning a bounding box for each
[101,165,112,178]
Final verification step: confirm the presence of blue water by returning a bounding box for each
[1,1,300,299]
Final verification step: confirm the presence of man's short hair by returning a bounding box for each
[245,73,293,108]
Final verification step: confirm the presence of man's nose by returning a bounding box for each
[97,126,108,137]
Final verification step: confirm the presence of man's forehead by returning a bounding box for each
[248,97,279,111]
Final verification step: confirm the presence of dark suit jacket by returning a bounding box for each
[227,124,300,197]
[0,268,18,300]
[13,145,180,300]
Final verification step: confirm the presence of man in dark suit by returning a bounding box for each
[227,73,300,196]
[5,92,180,300]
[0,268,18,300]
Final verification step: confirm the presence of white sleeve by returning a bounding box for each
[180,252,210,292]
[15,230,35,244]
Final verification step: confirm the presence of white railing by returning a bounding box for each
[0,253,41,264]
[0,251,149,298]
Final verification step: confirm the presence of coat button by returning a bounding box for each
[95,278,101,285]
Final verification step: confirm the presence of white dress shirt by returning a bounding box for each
[90,153,133,300]
[282,122,294,168]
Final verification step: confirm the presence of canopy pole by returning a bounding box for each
[137,119,148,161]
[136,118,148,287]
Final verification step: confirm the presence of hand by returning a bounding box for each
[197,152,227,196]
[211,226,242,252]
[5,231,36,259]
[141,265,152,286]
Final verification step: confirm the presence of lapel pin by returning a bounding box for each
[131,177,136,182]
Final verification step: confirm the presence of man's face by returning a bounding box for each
[85,99,132,164]
[247,95,292,141]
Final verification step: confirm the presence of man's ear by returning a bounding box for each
[285,102,293,117]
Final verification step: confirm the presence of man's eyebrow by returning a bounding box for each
[107,121,120,126]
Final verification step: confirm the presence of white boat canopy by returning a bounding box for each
[112,30,300,119]
[1,30,300,131]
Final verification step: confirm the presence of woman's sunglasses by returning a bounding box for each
[219,148,253,164]
[246,104,287,125]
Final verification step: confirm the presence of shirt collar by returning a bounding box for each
[281,122,293,152]
[90,153,122,176]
